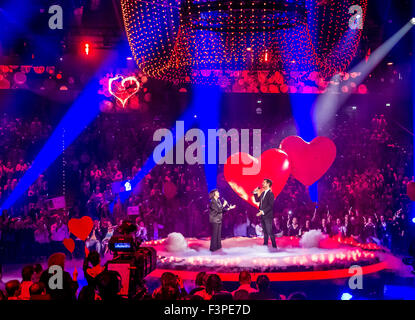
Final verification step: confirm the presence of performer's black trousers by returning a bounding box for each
[261,218,277,248]
[210,223,222,251]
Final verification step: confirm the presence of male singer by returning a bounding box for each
[209,189,235,252]
[254,179,277,249]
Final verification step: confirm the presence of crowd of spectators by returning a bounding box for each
[0,253,306,301]
[0,105,414,264]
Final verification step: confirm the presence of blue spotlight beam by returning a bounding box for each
[1,44,134,212]
[194,86,221,191]
[0,82,101,211]
[289,94,318,202]
[314,20,415,132]
[115,85,223,204]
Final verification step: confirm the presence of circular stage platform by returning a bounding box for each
[144,235,391,282]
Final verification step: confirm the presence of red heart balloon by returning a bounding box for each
[63,238,75,253]
[280,136,336,186]
[407,181,415,201]
[68,216,94,241]
[224,149,291,207]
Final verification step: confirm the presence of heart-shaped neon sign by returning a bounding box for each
[108,75,140,108]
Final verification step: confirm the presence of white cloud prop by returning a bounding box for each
[165,232,189,252]
[300,230,326,248]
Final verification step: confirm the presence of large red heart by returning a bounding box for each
[63,238,75,253]
[68,216,93,241]
[280,136,336,186]
[108,75,140,108]
[223,149,291,207]
[407,181,415,201]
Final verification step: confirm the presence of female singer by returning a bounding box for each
[209,189,235,252]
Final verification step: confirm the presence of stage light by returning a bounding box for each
[411,217,415,224]
[314,20,415,131]
[340,292,353,300]
[387,62,393,66]
[386,103,391,107]
[257,100,262,104]
[126,57,133,60]
[411,18,415,25]
[124,181,132,192]
[84,43,90,56]
[352,106,357,110]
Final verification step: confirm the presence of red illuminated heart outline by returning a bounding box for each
[68,216,93,241]
[108,75,140,108]
[223,149,291,207]
[279,136,336,187]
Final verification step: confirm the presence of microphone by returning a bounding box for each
[252,186,261,194]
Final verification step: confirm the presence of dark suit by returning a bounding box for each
[254,190,276,248]
[209,198,226,251]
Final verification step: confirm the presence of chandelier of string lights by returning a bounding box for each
[121,0,368,84]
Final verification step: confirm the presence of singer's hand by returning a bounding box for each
[253,187,260,194]
[223,200,228,207]
[256,210,264,217]
[229,204,236,210]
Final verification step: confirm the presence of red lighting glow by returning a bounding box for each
[149,262,388,282]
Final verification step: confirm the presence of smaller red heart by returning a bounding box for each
[280,136,336,186]
[68,216,94,241]
[63,238,75,253]
[407,181,415,201]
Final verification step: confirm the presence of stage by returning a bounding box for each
[143,234,405,283]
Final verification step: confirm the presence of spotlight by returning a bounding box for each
[386,103,391,107]
[412,217,415,224]
[341,292,353,300]
[257,100,262,104]
[352,106,357,110]
[124,181,132,192]
[411,18,415,25]
[84,43,90,56]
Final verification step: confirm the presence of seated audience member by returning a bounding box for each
[86,220,104,254]
[249,275,276,300]
[152,272,187,300]
[288,291,307,300]
[29,282,50,300]
[83,251,104,286]
[39,253,79,301]
[19,265,34,300]
[189,271,207,296]
[5,280,21,300]
[233,289,250,300]
[232,271,257,297]
[196,274,232,301]
[78,283,97,302]
[95,270,123,301]
[32,264,43,283]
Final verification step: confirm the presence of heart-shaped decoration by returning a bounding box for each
[108,75,140,108]
[63,238,75,253]
[224,149,291,207]
[280,136,336,187]
[407,181,415,201]
[68,216,93,241]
